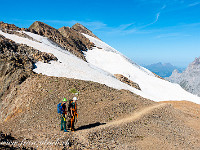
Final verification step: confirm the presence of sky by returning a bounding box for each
[0,0,200,67]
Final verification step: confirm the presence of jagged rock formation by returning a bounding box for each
[29,21,95,61]
[0,21,27,32]
[0,35,57,101]
[72,23,100,40]
[114,74,141,90]
[0,21,21,31]
[58,26,94,52]
[167,57,200,96]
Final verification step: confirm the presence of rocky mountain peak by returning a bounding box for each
[29,21,90,61]
[143,62,183,78]
[191,57,200,65]
[72,23,100,40]
[186,57,200,71]
[58,25,94,53]
[0,21,20,30]
[29,21,60,35]
[167,56,200,96]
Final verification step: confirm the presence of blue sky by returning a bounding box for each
[1,0,200,67]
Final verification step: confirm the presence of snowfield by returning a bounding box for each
[1,30,200,104]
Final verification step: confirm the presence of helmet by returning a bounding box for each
[62,98,67,102]
[73,97,77,101]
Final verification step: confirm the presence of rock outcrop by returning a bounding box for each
[72,23,100,40]
[114,74,141,90]
[1,21,97,61]
[0,35,57,101]
[29,21,95,61]
[167,57,200,96]
[58,26,94,52]
[0,21,27,31]
[1,29,40,42]
[0,21,20,31]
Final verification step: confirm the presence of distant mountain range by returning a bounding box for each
[143,62,185,78]
[167,57,200,96]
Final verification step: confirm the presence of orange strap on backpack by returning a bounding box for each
[72,102,78,118]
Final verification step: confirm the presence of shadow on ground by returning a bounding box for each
[0,131,36,150]
[76,122,106,131]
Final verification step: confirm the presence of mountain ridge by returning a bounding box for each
[28,21,93,61]
[143,62,185,78]
[72,23,100,40]
[1,21,200,149]
[167,57,200,96]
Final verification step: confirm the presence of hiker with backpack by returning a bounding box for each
[57,98,69,132]
[68,97,78,131]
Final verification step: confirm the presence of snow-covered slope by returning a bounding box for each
[0,30,200,104]
[83,34,200,103]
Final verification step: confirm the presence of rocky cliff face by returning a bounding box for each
[0,35,57,101]
[167,57,200,96]
[29,21,95,61]
[58,26,94,52]
[0,21,21,31]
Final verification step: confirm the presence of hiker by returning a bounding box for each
[57,98,68,132]
[68,97,78,131]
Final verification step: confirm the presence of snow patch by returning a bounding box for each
[1,30,200,104]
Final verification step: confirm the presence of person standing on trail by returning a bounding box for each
[69,97,78,131]
[57,98,69,132]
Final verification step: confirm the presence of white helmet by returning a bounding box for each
[73,97,77,101]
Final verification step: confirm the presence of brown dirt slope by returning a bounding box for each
[75,102,200,149]
[0,74,154,149]
[160,101,200,131]
[1,75,200,149]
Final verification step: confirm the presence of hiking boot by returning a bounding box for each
[64,129,69,132]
